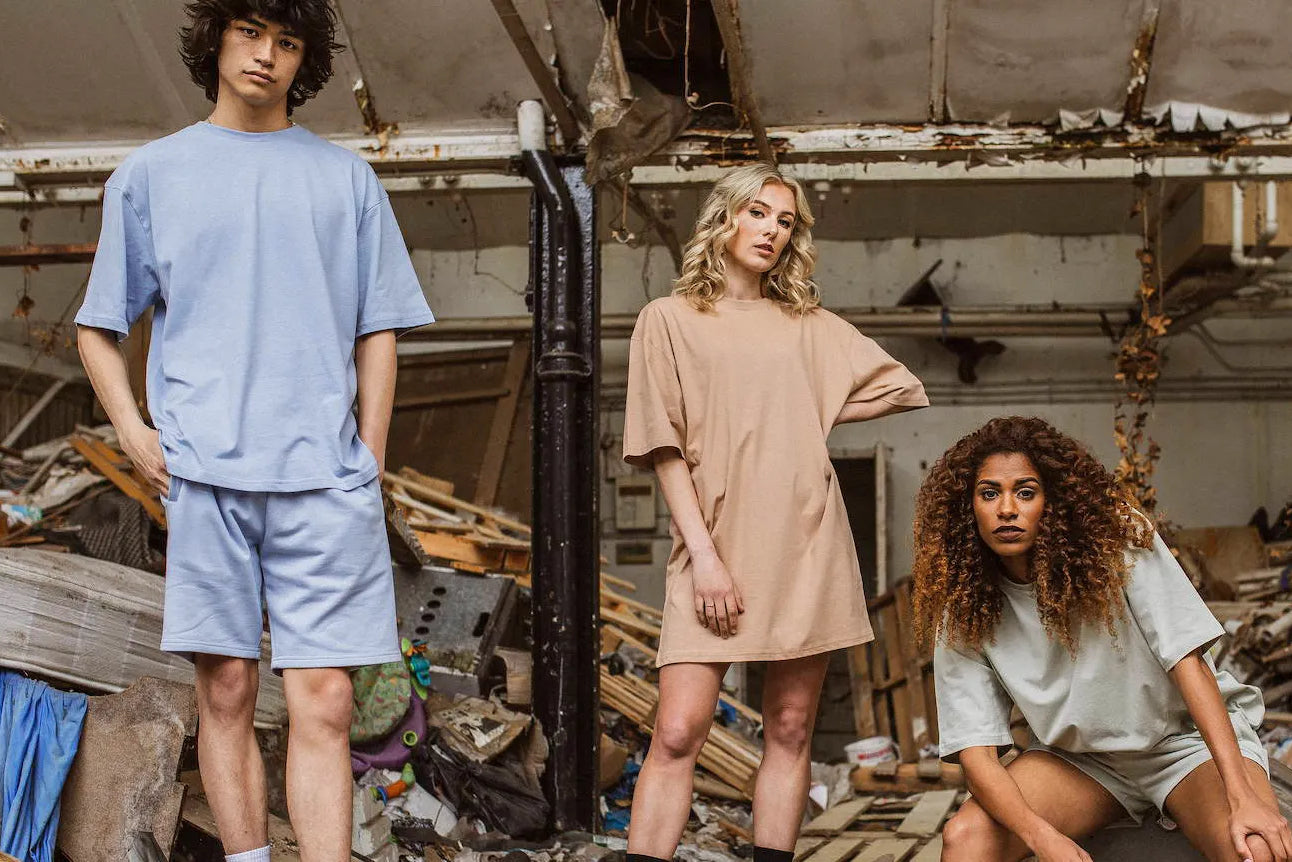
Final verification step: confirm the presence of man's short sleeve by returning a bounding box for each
[934,638,1015,762]
[1124,531,1225,672]
[355,191,434,337]
[74,185,160,340]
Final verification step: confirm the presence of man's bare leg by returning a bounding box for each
[283,667,355,862]
[196,654,269,855]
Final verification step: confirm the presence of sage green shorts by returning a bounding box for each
[1027,718,1269,824]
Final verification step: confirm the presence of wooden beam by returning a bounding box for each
[2,379,66,446]
[708,0,774,164]
[474,337,530,507]
[489,0,582,143]
[0,243,96,266]
[69,435,166,526]
[393,386,510,411]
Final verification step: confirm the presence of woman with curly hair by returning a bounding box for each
[622,163,928,862]
[75,2,431,860]
[913,416,1287,862]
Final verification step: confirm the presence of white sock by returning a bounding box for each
[225,846,271,862]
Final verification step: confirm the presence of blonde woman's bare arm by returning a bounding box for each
[652,449,744,637]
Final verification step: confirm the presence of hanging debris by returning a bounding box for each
[1113,173,1170,515]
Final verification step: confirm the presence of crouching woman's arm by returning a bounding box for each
[1171,650,1291,860]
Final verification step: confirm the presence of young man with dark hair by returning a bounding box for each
[75,3,433,860]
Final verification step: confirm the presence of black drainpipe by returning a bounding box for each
[519,103,600,832]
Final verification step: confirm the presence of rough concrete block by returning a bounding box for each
[57,677,198,861]
[353,784,384,827]
[352,814,392,857]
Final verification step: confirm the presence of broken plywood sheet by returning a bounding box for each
[910,837,942,862]
[58,677,196,861]
[852,839,917,862]
[806,835,871,862]
[0,549,286,726]
[794,837,825,860]
[896,789,958,837]
[802,796,876,835]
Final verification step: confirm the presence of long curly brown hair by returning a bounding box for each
[912,416,1151,654]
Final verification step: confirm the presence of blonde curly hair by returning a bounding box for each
[672,163,820,315]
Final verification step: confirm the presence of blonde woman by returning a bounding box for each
[621,164,929,862]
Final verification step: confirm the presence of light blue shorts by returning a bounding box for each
[160,476,402,670]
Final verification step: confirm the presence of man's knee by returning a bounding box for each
[195,656,259,723]
[941,806,1002,861]
[286,668,353,735]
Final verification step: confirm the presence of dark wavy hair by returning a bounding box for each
[179,0,343,114]
[911,416,1152,654]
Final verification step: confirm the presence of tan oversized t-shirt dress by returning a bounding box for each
[622,294,929,666]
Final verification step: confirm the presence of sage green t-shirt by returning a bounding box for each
[935,531,1263,762]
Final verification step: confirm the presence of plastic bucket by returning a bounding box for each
[844,736,899,767]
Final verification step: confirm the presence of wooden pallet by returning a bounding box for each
[795,790,961,862]
[848,579,938,762]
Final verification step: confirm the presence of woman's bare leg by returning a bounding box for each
[941,750,1128,862]
[751,653,831,850]
[627,661,729,857]
[1164,758,1282,862]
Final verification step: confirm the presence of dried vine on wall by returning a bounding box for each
[1113,174,1170,514]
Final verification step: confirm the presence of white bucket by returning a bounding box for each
[844,736,898,767]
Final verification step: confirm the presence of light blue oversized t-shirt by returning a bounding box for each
[76,121,434,492]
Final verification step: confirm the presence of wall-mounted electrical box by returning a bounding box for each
[613,475,657,531]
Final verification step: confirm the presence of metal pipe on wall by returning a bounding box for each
[518,101,600,832]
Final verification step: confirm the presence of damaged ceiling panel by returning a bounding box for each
[330,0,543,132]
[0,0,554,147]
[737,0,932,126]
[0,0,197,143]
[944,0,1142,124]
[1143,0,1292,125]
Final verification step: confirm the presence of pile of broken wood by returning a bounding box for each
[1174,519,1292,765]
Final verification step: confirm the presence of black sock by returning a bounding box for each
[753,848,794,862]
[626,854,671,862]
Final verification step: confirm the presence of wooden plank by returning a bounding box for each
[68,435,166,526]
[415,529,505,569]
[852,839,917,862]
[896,789,957,837]
[3,379,67,446]
[802,796,875,835]
[910,837,943,862]
[474,337,529,507]
[394,386,511,411]
[386,470,531,535]
[0,242,97,266]
[602,586,665,621]
[804,835,870,862]
[895,582,930,755]
[848,642,877,738]
[851,762,965,794]
[794,837,826,861]
[600,605,663,638]
[881,603,914,760]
